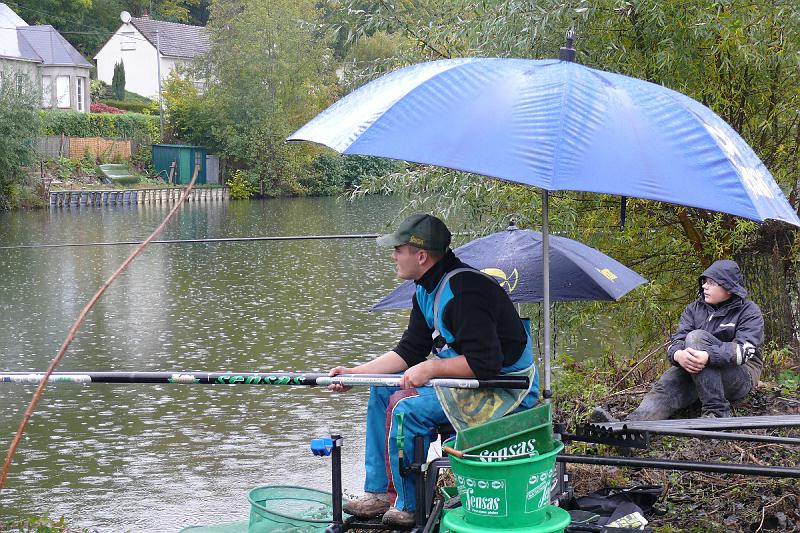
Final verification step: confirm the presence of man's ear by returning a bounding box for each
[417,249,429,266]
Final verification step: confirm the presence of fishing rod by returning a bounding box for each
[0,234,381,250]
[0,371,530,389]
[0,232,478,251]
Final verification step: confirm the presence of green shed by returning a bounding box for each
[152,144,208,185]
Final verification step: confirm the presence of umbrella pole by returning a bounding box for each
[542,190,552,400]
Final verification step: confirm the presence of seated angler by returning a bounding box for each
[327,213,539,526]
[594,259,764,422]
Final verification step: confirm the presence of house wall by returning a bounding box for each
[95,23,198,99]
[96,23,159,97]
[0,57,38,95]
[39,65,91,112]
[1,59,90,112]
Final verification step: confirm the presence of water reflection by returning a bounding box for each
[0,197,406,532]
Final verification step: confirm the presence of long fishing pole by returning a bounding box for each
[0,371,530,389]
[1,165,202,492]
[0,234,381,250]
[0,232,477,251]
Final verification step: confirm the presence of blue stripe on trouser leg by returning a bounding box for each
[387,387,449,512]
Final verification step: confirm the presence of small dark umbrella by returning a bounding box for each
[372,223,647,310]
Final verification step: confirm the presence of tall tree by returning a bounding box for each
[197,0,337,195]
[111,61,126,100]
[0,70,42,210]
[339,0,800,351]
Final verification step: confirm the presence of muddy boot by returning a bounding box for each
[382,507,415,527]
[342,492,390,519]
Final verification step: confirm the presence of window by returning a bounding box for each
[41,76,52,107]
[15,73,24,95]
[121,31,136,50]
[76,77,85,112]
[56,76,70,108]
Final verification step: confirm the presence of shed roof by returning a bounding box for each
[130,17,209,59]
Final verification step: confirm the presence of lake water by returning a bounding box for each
[0,196,412,532]
[0,196,604,532]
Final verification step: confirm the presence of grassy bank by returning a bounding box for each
[552,346,800,532]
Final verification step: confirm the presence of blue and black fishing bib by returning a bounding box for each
[416,268,539,432]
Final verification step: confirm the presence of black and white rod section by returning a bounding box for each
[0,371,529,389]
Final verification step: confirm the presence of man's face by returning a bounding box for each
[391,244,424,280]
[702,277,732,305]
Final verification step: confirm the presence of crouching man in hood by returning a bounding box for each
[600,260,764,421]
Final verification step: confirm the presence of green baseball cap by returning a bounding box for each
[376,213,452,251]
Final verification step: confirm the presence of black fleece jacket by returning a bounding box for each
[393,250,528,379]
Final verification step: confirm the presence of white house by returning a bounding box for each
[94,16,209,98]
[0,3,92,111]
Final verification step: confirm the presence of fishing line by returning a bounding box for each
[0,232,475,251]
[0,234,382,250]
[0,165,201,492]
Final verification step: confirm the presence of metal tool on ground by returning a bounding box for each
[591,415,800,431]
[557,454,800,478]
[0,371,529,389]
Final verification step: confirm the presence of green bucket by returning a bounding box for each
[455,403,553,461]
[248,485,338,533]
[440,505,571,533]
[447,439,564,528]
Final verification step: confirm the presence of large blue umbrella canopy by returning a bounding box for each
[289,57,800,397]
[290,58,798,226]
[372,225,647,310]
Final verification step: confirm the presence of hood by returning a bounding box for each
[698,259,747,299]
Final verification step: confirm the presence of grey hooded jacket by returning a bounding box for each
[666,260,765,384]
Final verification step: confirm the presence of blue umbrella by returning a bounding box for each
[289,56,800,397]
[372,224,647,310]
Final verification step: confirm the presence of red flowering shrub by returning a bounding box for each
[90,102,125,114]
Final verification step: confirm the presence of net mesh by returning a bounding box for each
[180,486,336,533]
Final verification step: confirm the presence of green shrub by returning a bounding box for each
[130,142,154,174]
[112,61,126,100]
[103,99,158,115]
[309,153,405,195]
[41,111,159,141]
[228,169,258,199]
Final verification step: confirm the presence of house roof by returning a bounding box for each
[129,17,209,59]
[18,26,92,67]
[0,3,27,27]
[0,3,91,67]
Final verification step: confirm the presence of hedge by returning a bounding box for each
[40,110,159,141]
[102,99,158,114]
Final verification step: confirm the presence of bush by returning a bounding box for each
[90,79,112,101]
[227,169,258,199]
[0,69,41,210]
[103,99,158,115]
[41,110,159,141]
[309,153,405,194]
[90,102,125,114]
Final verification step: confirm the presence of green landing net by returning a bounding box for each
[180,486,339,533]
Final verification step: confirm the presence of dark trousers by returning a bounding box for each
[628,330,752,420]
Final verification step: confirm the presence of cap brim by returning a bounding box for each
[376,232,407,247]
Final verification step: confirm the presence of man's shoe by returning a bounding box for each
[342,492,390,519]
[382,507,415,527]
[701,410,731,419]
[589,406,619,424]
